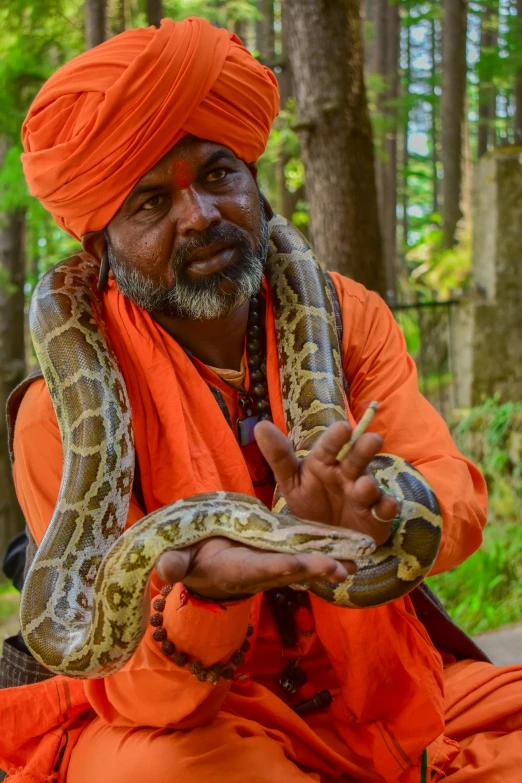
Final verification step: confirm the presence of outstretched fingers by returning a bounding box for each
[254,420,301,491]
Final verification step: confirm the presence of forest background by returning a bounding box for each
[1,0,522,639]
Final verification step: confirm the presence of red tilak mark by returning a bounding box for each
[173,160,194,189]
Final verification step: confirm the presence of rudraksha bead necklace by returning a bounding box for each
[149,584,254,685]
[236,292,272,446]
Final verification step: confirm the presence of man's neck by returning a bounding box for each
[152,299,250,370]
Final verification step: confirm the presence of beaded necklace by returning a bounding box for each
[236,292,272,446]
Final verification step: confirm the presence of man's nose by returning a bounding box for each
[174,187,221,236]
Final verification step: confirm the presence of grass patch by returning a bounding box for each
[0,582,19,620]
[427,521,522,636]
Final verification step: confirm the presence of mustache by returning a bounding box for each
[171,224,252,270]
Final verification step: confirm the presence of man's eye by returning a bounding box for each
[142,195,166,210]
[206,168,227,183]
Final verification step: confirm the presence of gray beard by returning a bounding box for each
[106,212,270,321]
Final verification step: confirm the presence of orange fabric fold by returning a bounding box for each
[21,17,279,240]
[4,273,504,783]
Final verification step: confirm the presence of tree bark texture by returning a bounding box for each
[147,0,163,28]
[515,0,522,143]
[441,0,468,249]
[85,0,106,48]
[478,0,498,156]
[431,18,439,215]
[362,0,375,73]
[373,0,399,300]
[284,0,386,297]
[0,146,26,559]
[402,22,411,244]
[256,0,275,68]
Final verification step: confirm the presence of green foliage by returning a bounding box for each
[406,226,472,296]
[163,0,259,27]
[0,583,19,621]
[257,97,307,225]
[427,521,522,634]
[0,0,85,296]
[451,397,522,526]
[427,396,522,634]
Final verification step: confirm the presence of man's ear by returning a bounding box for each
[82,230,110,291]
[81,230,106,262]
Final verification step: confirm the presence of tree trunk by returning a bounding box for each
[478,0,498,156]
[147,0,163,28]
[233,19,248,44]
[515,0,522,143]
[402,21,411,245]
[85,0,106,48]
[441,0,468,249]
[362,0,376,73]
[275,0,305,224]
[284,0,386,296]
[431,18,439,215]
[373,0,399,300]
[0,143,27,561]
[256,0,275,68]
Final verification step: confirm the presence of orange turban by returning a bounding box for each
[21,17,279,240]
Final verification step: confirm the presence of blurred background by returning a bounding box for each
[1,0,521,644]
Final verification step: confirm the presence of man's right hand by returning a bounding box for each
[156,538,355,601]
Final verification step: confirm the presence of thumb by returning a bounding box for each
[254,420,300,491]
[156,548,192,585]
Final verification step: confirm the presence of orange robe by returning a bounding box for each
[2,272,521,783]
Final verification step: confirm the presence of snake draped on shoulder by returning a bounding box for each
[20,215,442,679]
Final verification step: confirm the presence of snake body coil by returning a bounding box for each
[20,215,442,678]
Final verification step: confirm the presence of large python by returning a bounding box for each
[20,214,442,679]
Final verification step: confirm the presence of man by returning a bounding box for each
[1,16,521,783]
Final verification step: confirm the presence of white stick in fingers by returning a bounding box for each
[335,401,378,463]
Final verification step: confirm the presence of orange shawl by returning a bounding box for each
[0,278,446,782]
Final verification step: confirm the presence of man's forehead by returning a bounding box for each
[136,137,238,186]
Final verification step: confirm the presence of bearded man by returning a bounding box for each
[1,16,521,783]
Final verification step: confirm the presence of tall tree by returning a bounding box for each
[85,0,107,48]
[256,0,275,67]
[284,0,386,296]
[441,0,468,249]
[401,19,410,246]
[515,0,522,142]
[373,0,400,300]
[362,0,376,73]
[478,0,499,156]
[430,16,440,215]
[0,141,26,561]
[147,0,163,27]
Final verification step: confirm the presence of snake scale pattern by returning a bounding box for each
[20,214,442,679]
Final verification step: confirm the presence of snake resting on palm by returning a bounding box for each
[20,214,442,679]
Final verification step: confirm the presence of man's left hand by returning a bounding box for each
[254,420,400,547]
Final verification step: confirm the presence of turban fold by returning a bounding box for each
[21,17,279,240]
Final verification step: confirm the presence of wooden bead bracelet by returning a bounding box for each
[149,584,254,685]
